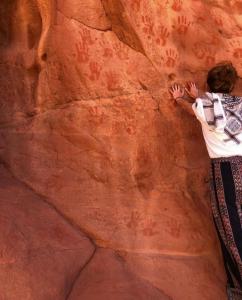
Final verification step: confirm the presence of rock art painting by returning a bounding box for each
[1,0,242,299]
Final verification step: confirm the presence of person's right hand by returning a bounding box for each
[185,82,198,99]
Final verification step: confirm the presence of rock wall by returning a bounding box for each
[1,0,242,299]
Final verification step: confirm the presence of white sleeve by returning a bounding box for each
[192,97,227,133]
[192,98,208,124]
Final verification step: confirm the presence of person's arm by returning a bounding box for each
[176,97,194,116]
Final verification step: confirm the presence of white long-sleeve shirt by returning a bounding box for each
[192,93,242,158]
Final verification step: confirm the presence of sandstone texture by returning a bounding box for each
[0,164,95,300]
[1,0,242,299]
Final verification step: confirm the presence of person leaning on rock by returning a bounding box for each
[170,62,242,300]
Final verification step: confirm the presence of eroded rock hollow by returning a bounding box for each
[1,0,242,299]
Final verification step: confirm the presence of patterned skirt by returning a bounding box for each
[210,156,242,299]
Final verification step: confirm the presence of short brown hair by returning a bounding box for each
[207,62,238,93]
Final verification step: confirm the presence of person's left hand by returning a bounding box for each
[169,84,185,101]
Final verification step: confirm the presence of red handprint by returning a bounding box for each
[142,218,159,236]
[105,71,120,91]
[233,48,242,59]
[113,42,129,60]
[211,11,223,27]
[192,42,215,65]
[229,40,242,59]
[172,0,183,12]
[157,0,170,11]
[103,47,113,58]
[131,0,141,11]
[166,218,181,238]
[99,40,113,58]
[127,211,143,229]
[192,42,206,59]
[79,28,94,45]
[156,25,170,46]
[176,15,191,34]
[208,34,220,46]
[88,106,105,125]
[142,15,155,36]
[89,61,101,81]
[165,48,178,68]
[75,39,89,63]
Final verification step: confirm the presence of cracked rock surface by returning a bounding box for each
[1,0,241,299]
[0,163,95,300]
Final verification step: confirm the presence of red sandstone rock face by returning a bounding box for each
[68,249,171,300]
[1,0,242,299]
[0,164,95,300]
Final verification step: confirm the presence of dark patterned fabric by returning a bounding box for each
[210,155,242,299]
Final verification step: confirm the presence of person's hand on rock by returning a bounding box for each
[185,82,198,100]
[169,84,185,102]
